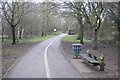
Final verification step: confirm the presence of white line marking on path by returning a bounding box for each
[44,39,56,78]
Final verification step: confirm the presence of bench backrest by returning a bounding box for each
[87,49,104,63]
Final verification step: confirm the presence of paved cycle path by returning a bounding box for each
[5,34,81,78]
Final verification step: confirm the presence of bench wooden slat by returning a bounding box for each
[80,54,99,63]
[88,50,102,58]
[80,49,105,71]
[88,52,101,58]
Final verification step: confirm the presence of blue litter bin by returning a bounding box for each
[72,44,82,59]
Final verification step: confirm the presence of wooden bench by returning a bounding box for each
[80,49,105,71]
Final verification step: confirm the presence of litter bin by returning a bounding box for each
[72,44,82,59]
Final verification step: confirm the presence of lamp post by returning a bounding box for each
[54,28,57,35]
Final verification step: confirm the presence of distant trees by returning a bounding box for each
[1,2,60,44]
[41,2,60,36]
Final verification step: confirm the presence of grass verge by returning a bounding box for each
[23,35,56,42]
[2,35,56,44]
[62,35,92,42]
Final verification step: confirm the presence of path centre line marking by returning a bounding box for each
[44,39,56,78]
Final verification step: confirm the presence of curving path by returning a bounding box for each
[5,34,81,78]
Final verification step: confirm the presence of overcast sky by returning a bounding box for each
[0,0,119,2]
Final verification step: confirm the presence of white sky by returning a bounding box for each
[0,0,119,2]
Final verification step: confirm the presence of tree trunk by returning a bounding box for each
[12,27,16,45]
[41,25,44,37]
[77,17,84,44]
[31,32,32,38]
[41,32,44,37]
[2,27,4,42]
[117,20,120,44]
[93,29,98,50]
[19,29,22,39]
[80,25,84,44]
[77,26,84,44]
[2,32,4,42]
[17,27,20,42]
[77,27,80,40]
[21,29,24,39]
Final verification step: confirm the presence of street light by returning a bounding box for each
[54,28,57,32]
[54,28,57,35]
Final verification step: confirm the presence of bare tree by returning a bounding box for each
[63,2,105,49]
[63,2,84,44]
[81,2,104,50]
[2,2,25,44]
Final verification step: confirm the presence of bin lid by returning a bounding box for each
[72,44,82,46]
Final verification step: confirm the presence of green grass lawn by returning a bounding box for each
[2,35,56,44]
[20,35,56,42]
[62,35,92,42]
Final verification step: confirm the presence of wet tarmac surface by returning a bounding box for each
[5,34,82,78]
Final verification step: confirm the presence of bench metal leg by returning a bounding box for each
[73,55,81,59]
[100,66,104,71]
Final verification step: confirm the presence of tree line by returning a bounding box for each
[0,2,60,44]
[0,1,119,50]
